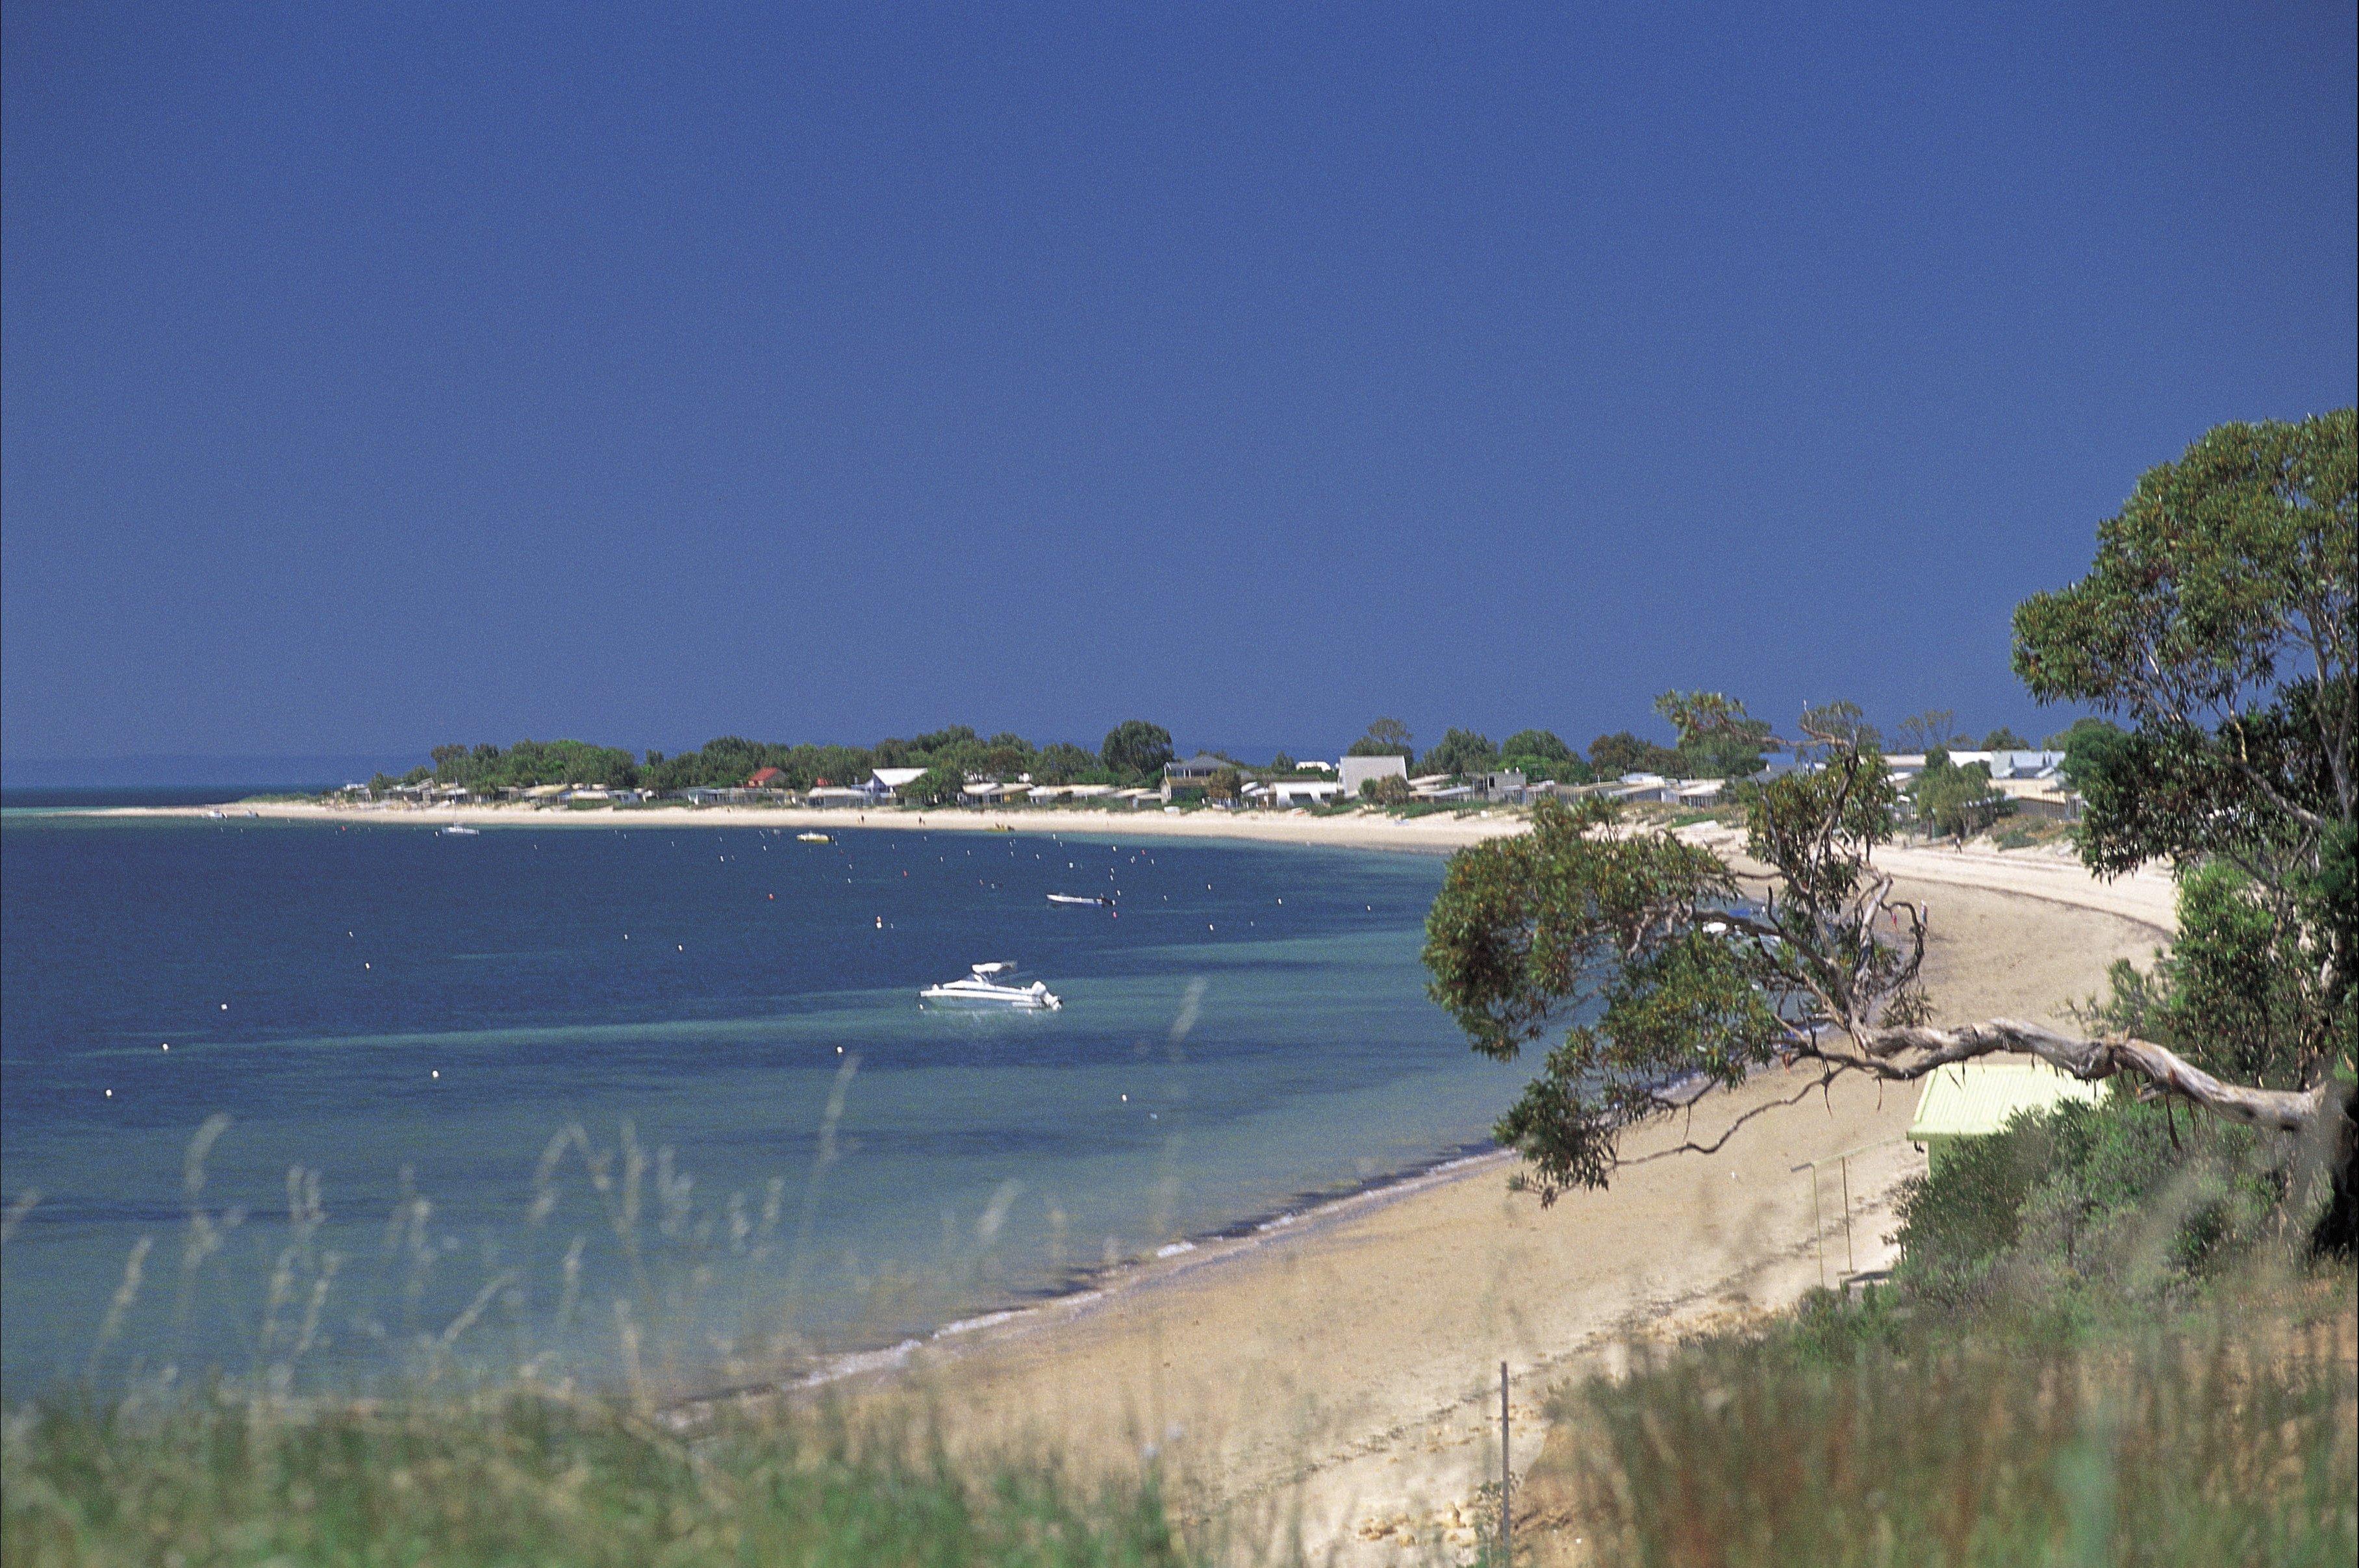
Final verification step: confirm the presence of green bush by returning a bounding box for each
[1893,1096,2281,1324]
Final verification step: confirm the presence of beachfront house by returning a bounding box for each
[1268,778,1344,807]
[803,785,869,809]
[868,766,927,802]
[1887,749,2080,823]
[1163,753,1228,802]
[1472,770,1528,803]
[1906,1063,2106,1169]
[1337,755,1408,799]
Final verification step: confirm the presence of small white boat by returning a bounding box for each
[440,824,481,837]
[797,831,831,843]
[1046,892,1113,907]
[920,962,1061,1010]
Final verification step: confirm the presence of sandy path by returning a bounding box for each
[837,859,2172,1564]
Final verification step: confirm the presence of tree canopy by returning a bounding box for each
[1656,690,1776,779]
[1347,718,1416,768]
[1424,413,2357,1250]
[1588,731,1682,779]
[1908,750,2010,841]
[900,766,964,807]
[431,740,639,792]
[1099,720,1174,781]
[1424,728,1500,779]
[1501,729,1592,784]
[1893,709,1964,755]
[1502,729,1572,763]
[2012,409,2355,1107]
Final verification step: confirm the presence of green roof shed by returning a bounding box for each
[1907,1062,2106,1167]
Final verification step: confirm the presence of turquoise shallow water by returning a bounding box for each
[1,811,1522,1392]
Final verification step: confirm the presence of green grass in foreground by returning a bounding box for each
[3,1393,1194,1568]
[1525,1282,2357,1567]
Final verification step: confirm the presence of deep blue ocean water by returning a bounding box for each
[1,806,1520,1393]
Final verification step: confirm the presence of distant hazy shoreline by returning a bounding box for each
[74,798,1535,854]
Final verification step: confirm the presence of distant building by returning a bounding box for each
[747,766,787,789]
[869,766,927,800]
[1472,770,1528,803]
[1267,778,1344,807]
[1163,753,1228,801]
[1338,755,1409,798]
[1611,772,1672,803]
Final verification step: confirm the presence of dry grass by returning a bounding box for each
[1513,1279,2356,1567]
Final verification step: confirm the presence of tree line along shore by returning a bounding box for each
[330,700,2119,838]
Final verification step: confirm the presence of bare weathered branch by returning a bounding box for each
[1815,1018,2334,1134]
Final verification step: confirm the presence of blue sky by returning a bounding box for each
[5,3,2353,772]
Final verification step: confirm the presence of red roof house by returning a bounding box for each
[747,766,787,788]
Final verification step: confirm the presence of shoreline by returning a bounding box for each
[698,1143,1522,1411]
[47,797,1533,854]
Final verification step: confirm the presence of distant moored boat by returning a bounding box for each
[920,962,1061,1010]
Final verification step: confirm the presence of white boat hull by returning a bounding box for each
[920,985,1060,1010]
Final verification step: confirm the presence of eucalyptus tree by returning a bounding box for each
[1424,412,2356,1246]
[1099,720,1174,781]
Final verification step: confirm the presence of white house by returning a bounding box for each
[1611,772,1672,802]
[1268,778,1343,806]
[869,766,927,800]
[1338,755,1409,797]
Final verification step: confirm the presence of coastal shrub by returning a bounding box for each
[1893,1096,2282,1323]
[1,1390,1198,1568]
[1533,1282,2356,1568]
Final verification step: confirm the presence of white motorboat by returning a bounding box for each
[920,962,1061,1010]
[1046,892,1113,907]
[440,824,481,836]
[796,831,831,843]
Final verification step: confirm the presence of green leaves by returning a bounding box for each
[2012,413,2354,1113]
[1098,720,1174,781]
[1424,741,1928,1201]
[1908,752,2010,841]
[2013,412,2354,720]
[1422,794,1806,1200]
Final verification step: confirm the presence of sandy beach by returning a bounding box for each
[100,798,2179,1560]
